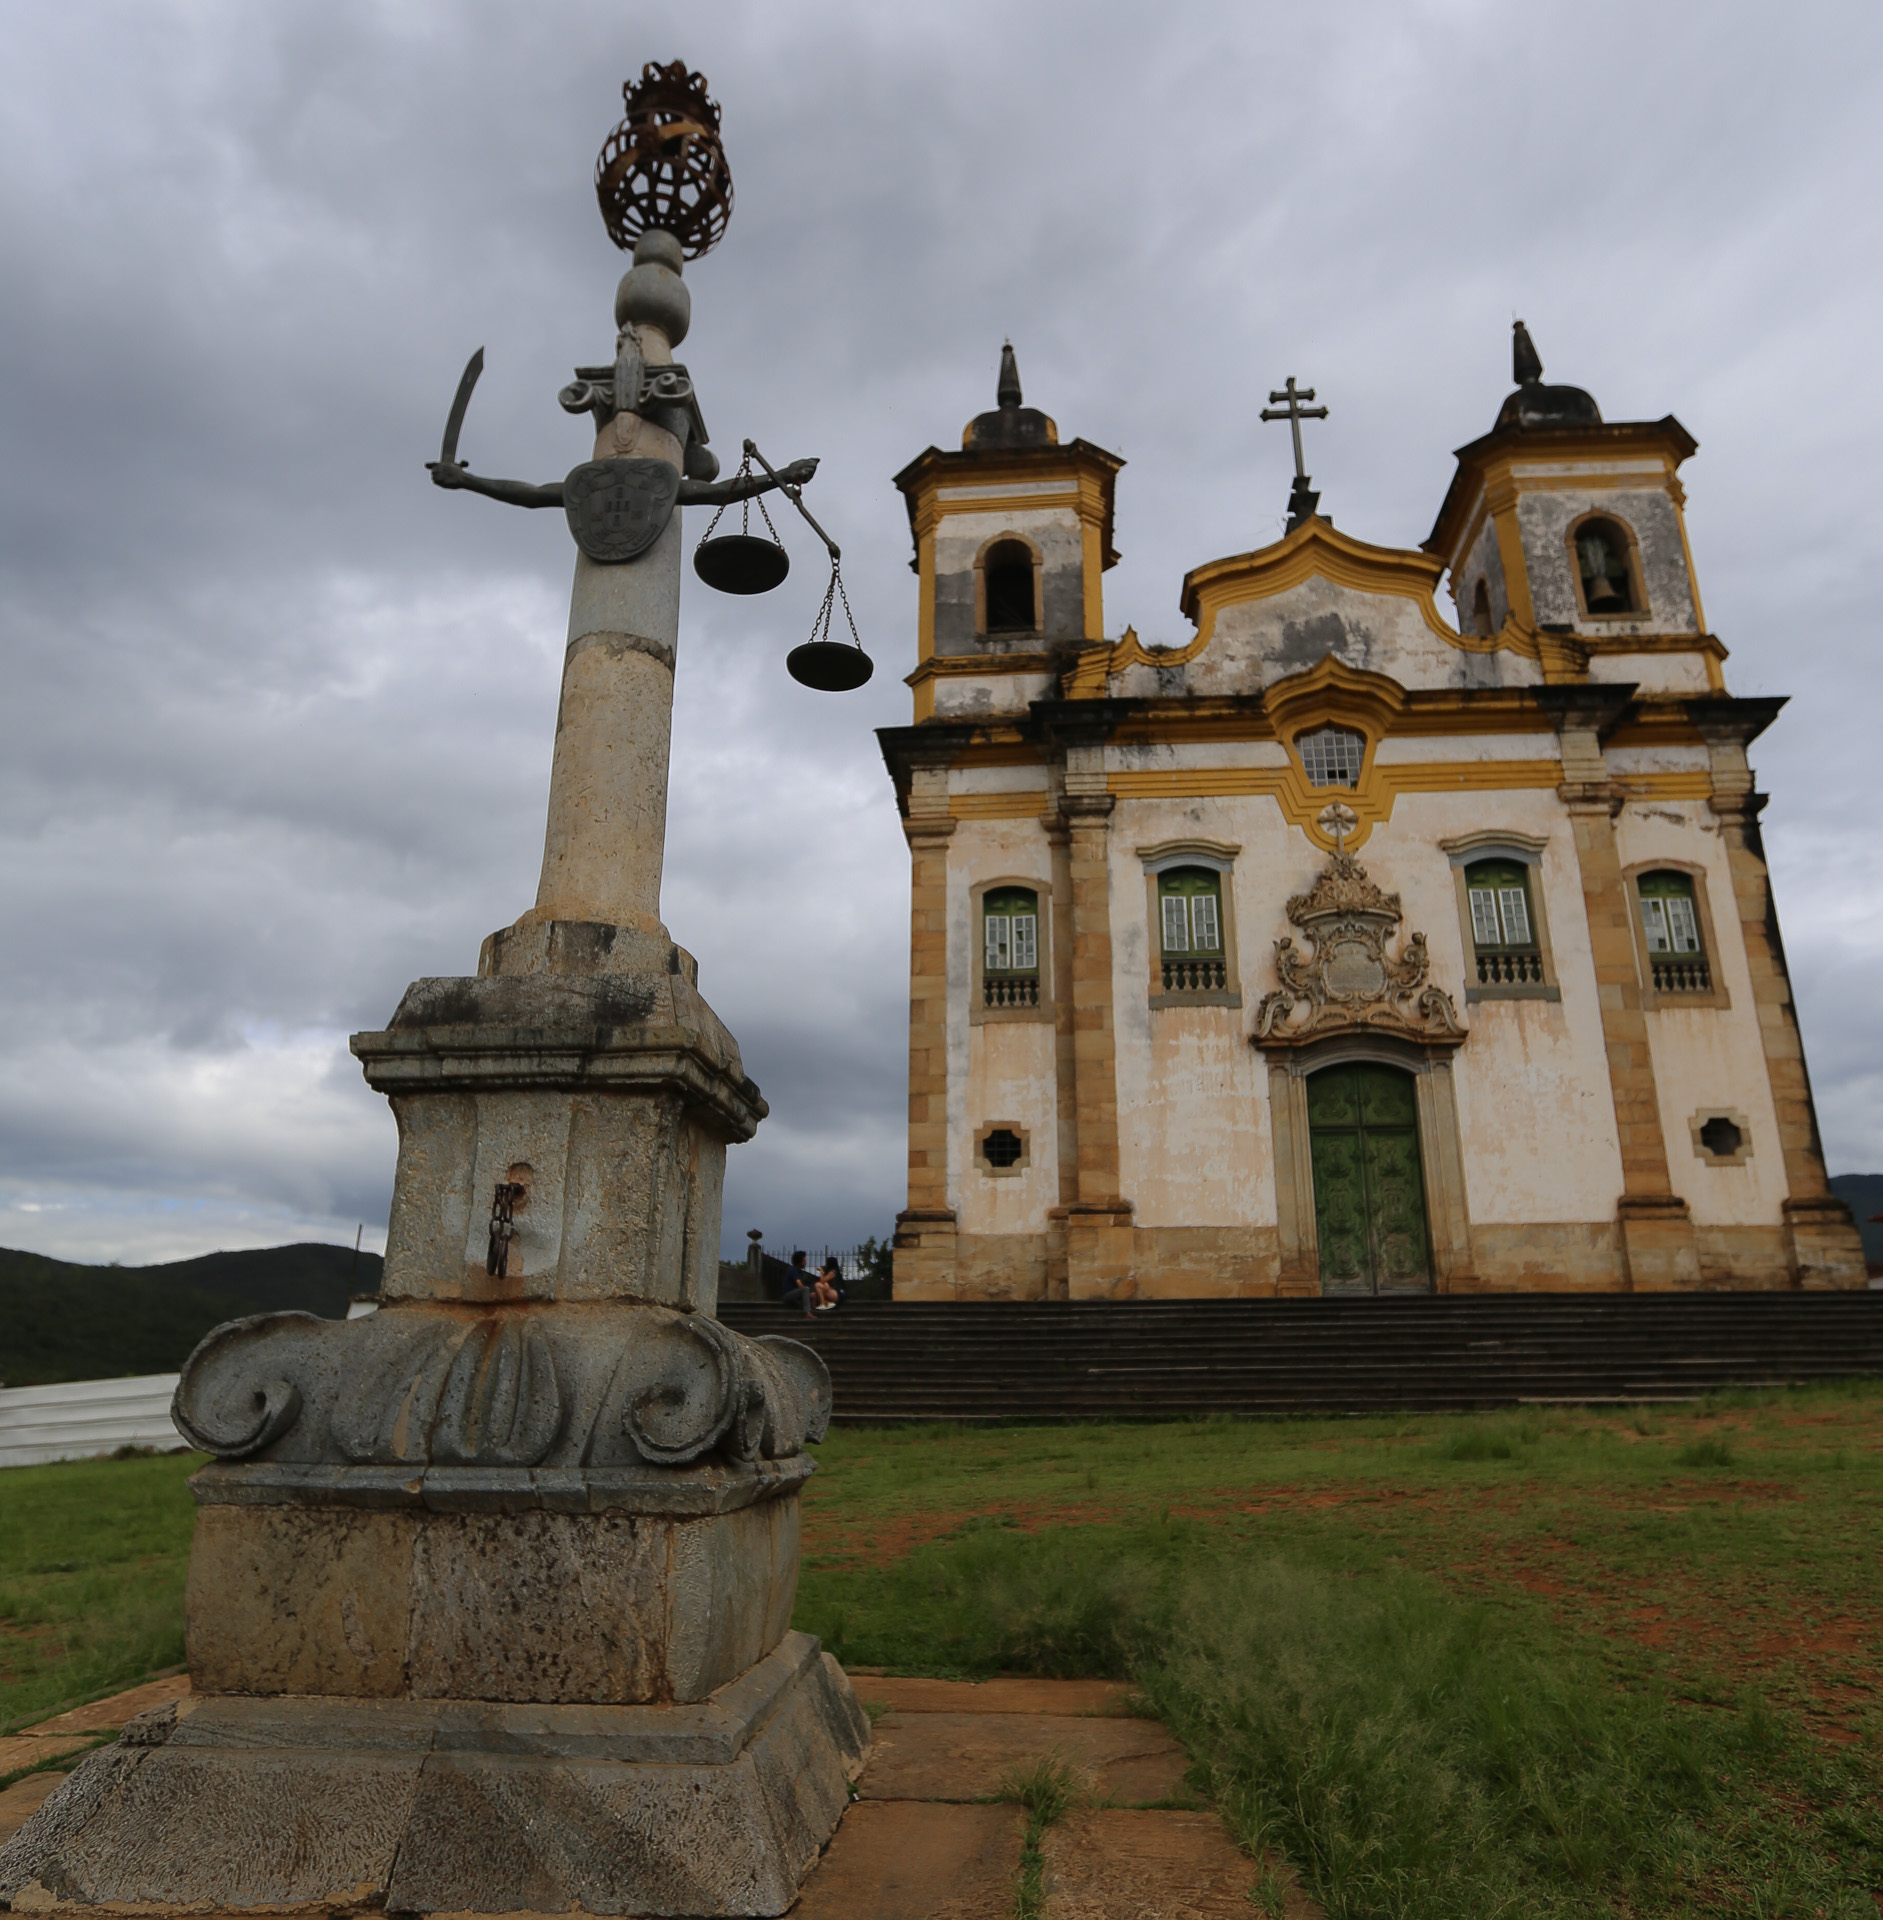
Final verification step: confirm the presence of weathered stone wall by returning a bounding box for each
[931,500,1086,654]
[1515,485,1699,636]
[1184,577,1544,696]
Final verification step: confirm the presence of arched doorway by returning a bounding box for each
[1307,1063,1432,1293]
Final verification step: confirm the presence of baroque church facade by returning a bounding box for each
[877,330,1866,1300]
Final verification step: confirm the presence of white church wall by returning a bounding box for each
[1586,651,1714,693]
[1372,734,1559,766]
[960,1019,1061,1235]
[1110,796,1281,1231]
[945,817,1056,1224]
[949,764,1053,795]
[1391,791,1626,1226]
[1613,802,1788,1229]
[932,671,1055,718]
[1106,739,1290,773]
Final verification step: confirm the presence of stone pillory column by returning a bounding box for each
[0,61,869,1920]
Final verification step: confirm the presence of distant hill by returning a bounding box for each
[0,1242,382,1389]
[1830,1175,1883,1266]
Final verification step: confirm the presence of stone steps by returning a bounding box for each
[718,1292,1883,1420]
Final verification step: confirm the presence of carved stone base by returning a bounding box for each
[186,1490,803,1705]
[0,1632,869,1917]
[1618,1194,1702,1291]
[1782,1196,1870,1291]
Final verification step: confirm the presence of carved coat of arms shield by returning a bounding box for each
[563,457,680,564]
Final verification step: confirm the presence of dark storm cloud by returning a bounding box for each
[2,0,1879,1261]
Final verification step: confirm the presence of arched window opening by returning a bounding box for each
[982,887,1040,1007]
[1471,578,1494,638]
[1574,518,1637,614]
[1297,725,1365,789]
[1637,870,1710,994]
[983,540,1036,633]
[1157,867,1225,992]
[1464,859,1541,986]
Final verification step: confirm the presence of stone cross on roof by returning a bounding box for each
[1260,375,1329,533]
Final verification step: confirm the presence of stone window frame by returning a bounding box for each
[973,531,1046,639]
[1690,1108,1753,1168]
[976,1121,1032,1179]
[1138,839,1243,1010]
[969,874,1054,1026]
[1565,508,1651,623]
[1621,858,1732,1011]
[1439,830,1562,1004]
[1265,1032,1475,1295]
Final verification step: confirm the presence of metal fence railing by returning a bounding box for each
[720,1235,894,1303]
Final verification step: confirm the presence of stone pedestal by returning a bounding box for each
[1618,1193,1703,1291]
[1,946,869,1912]
[0,1633,867,1917]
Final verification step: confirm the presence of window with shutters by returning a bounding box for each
[1464,859,1543,987]
[1443,836,1560,1004]
[1636,870,1711,995]
[1297,725,1365,789]
[980,886,1041,1010]
[1157,869,1226,993]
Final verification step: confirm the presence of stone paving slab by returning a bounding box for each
[1041,1809,1321,1920]
[0,1770,68,1847]
[858,1711,1191,1805]
[22,1674,191,1735]
[793,1801,1026,1920]
[856,1676,1137,1716]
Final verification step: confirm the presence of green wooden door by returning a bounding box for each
[1307,1065,1432,1294]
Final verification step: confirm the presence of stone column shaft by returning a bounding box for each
[893,787,958,1296]
[531,521,681,934]
[1060,791,1132,1295]
[1696,717,1866,1287]
[1553,702,1698,1289]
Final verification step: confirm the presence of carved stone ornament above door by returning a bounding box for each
[1253,847,1464,1049]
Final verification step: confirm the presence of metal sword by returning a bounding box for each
[438,347,486,469]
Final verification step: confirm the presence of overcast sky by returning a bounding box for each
[2,0,1879,1268]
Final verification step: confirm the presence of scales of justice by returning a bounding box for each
[0,61,872,1918]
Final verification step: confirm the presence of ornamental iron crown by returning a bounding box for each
[595,60,734,259]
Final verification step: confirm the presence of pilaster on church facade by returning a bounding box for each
[880,330,1865,1300]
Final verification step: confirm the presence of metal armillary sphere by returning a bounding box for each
[595,60,734,259]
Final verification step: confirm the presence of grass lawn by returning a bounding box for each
[4,1388,1881,1915]
[0,1450,198,1739]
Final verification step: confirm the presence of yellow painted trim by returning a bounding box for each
[1617,772,1714,801]
[916,523,936,670]
[1106,755,1563,850]
[906,653,1055,684]
[949,791,1052,820]
[930,488,1082,517]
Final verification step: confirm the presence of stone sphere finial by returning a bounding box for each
[595,60,734,261]
[616,228,691,343]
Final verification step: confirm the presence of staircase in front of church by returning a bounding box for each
[717,1292,1883,1421]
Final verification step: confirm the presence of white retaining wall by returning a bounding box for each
[0,1375,186,1470]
